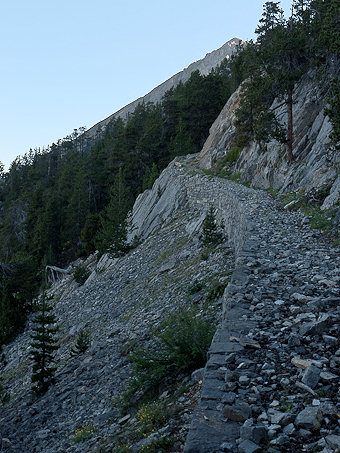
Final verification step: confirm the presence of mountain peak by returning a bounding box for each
[85,37,242,139]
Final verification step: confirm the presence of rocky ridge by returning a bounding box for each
[0,155,339,452]
[84,38,241,140]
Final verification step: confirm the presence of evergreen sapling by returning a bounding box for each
[30,292,59,396]
[201,205,224,247]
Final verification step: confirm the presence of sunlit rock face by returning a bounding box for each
[198,70,339,206]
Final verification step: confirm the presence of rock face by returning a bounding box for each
[85,38,242,140]
[198,70,340,207]
[199,84,243,169]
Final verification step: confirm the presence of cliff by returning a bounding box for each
[198,70,340,210]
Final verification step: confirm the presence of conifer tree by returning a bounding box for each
[96,168,131,257]
[30,292,59,396]
[142,163,159,191]
[325,79,340,145]
[0,280,13,346]
[202,205,223,246]
[248,1,309,161]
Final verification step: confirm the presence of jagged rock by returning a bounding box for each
[191,368,204,383]
[198,70,339,201]
[326,434,340,451]
[238,439,262,453]
[299,314,330,336]
[222,402,252,422]
[302,365,320,389]
[322,175,340,210]
[320,371,338,382]
[284,199,301,210]
[199,84,243,169]
[267,409,285,425]
[220,442,234,452]
[96,254,118,272]
[296,381,317,396]
[295,407,323,430]
[118,414,130,425]
[222,392,236,404]
[283,423,296,436]
[240,420,267,444]
[291,357,313,370]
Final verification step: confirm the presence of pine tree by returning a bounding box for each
[325,78,340,145]
[70,329,91,356]
[253,1,309,161]
[30,292,59,396]
[142,163,159,191]
[0,280,13,346]
[255,1,285,42]
[80,213,100,255]
[201,205,224,246]
[96,168,131,257]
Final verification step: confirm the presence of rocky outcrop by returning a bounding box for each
[129,157,250,258]
[85,38,241,139]
[198,71,340,208]
[198,84,243,169]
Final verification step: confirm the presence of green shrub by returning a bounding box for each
[188,281,204,295]
[0,379,10,405]
[74,265,90,285]
[200,249,209,261]
[70,423,95,444]
[129,307,215,393]
[215,146,242,177]
[136,401,175,438]
[71,329,91,356]
[225,146,242,163]
[206,280,227,303]
[140,434,175,452]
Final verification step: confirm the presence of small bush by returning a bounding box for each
[224,146,242,164]
[0,380,10,405]
[136,401,170,436]
[70,423,95,444]
[140,434,175,452]
[71,329,91,356]
[200,249,209,261]
[188,281,204,294]
[206,280,227,303]
[214,146,242,177]
[129,307,215,393]
[74,265,90,285]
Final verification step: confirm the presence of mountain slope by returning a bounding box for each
[1,155,339,453]
[85,38,241,139]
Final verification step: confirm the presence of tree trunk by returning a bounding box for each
[287,87,294,163]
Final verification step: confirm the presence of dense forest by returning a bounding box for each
[0,0,339,348]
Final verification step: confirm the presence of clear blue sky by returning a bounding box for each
[0,0,293,170]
